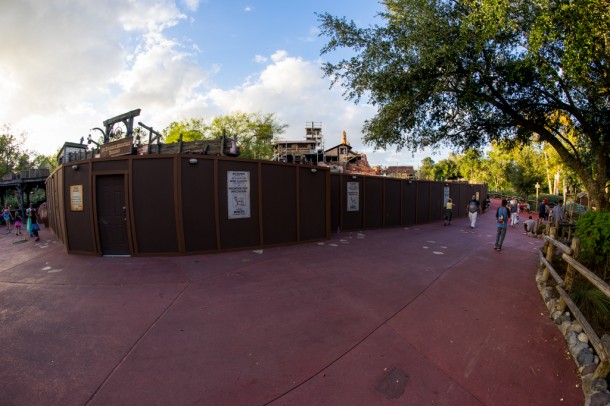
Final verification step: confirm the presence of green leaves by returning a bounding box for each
[162,112,287,160]
[319,0,610,209]
[575,210,610,269]
[0,124,30,177]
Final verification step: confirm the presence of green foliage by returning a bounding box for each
[162,112,287,160]
[433,158,459,181]
[318,0,610,209]
[207,112,287,159]
[574,211,610,277]
[0,124,31,177]
[456,149,482,182]
[163,118,207,143]
[417,157,435,180]
[570,278,610,335]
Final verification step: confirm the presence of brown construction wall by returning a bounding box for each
[46,155,486,256]
[329,174,487,232]
[46,155,331,256]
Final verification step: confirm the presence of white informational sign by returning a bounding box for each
[347,181,359,212]
[227,171,251,219]
[70,185,83,211]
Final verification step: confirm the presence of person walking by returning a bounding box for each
[26,204,33,238]
[495,199,510,251]
[27,203,40,241]
[444,198,453,226]
[2,205,13,234]
[467,195,480,228]
[510,198,519,227]
[14,212,23,236]
[551,200,565,224]
[538,198,548,221]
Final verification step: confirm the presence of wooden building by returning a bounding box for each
[323,130,363,167]
[272,122,324,164]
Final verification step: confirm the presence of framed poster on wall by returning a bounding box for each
[227,171,251,219]
[70,185,83,211]
[347,181,359,212]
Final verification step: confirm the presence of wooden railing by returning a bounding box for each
[538,227,610,379]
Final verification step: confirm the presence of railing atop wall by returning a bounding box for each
[537,227,610,379]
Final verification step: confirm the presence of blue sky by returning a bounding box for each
[0,0,448,167]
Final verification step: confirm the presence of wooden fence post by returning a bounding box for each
[541,227,557,283]
[557,237,580,313]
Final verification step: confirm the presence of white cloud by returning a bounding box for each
[182,0,201,12]
[299,26,321,43]
[0,1,442,168]
[0,0,211,155]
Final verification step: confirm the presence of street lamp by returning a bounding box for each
[535,182,540,210]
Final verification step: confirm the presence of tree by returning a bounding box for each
[207,112,287,160]
[434,157,459,181]
[456,149,483,182]
[162,112,287,160]
[0,125,30,177]
[418,156,435,180]
[163,118,207,143]
[318,0,610,209]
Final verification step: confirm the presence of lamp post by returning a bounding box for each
[535,182,540,211]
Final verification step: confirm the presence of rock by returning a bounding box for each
[587,391,610,406]
[570,342,589,357]
[578,333,589,344]
[576,350,593,366]
[590,379,608,392]
[569,323,584,334]
[580,364,597,375]
[576,348,595,367]
[559,320,572,334]
[566,331,579,346]
[582,374,608,393]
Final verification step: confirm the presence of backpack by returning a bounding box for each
[496,207,508,225]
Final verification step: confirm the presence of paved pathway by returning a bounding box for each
[0,201,583,405]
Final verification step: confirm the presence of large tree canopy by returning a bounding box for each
[319,0,610,209]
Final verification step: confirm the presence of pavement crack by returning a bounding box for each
[84,282,191,405]
[264,256,468,405]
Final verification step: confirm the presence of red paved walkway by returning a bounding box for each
[0,200,582,405]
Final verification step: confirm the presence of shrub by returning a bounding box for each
[574,211,610,281]
[571,277,610,335]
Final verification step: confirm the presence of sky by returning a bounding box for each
[0,0,449,168]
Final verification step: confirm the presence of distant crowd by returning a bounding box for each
[1,203,41,242]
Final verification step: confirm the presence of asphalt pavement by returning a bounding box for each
[0,199,583,405]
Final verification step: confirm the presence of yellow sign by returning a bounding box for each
[70,185,83,211]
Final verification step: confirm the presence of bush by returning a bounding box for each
[574,211,610,281]
[571,277,610,335]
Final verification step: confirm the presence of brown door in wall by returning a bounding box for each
[96,175,130,255]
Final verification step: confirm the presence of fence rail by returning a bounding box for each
[538,228,610,379]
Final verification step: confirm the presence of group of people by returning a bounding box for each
[443,194,482,227]
[1,203,40,241]
[442,195,549,252]
[538,198,565,224]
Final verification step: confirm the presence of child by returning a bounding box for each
[14,213,22,236]
[444,198,453,226]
